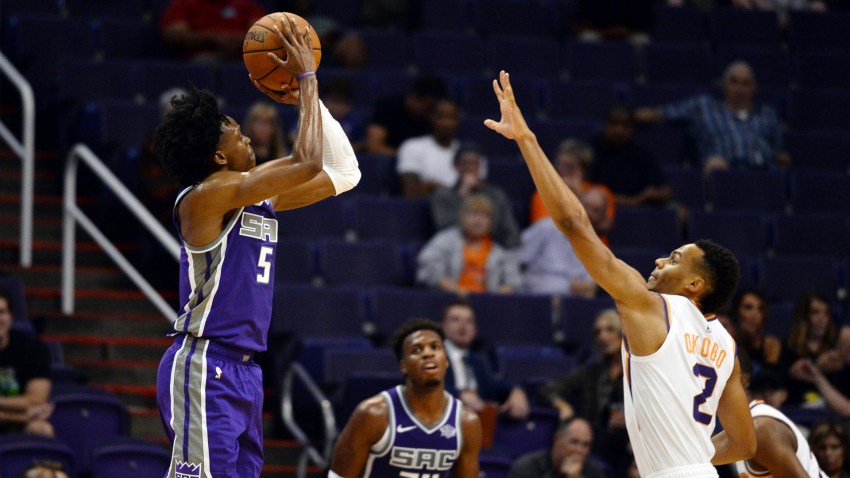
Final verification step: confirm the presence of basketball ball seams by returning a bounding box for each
[244,12,321,92]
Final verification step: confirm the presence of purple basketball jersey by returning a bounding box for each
[365,386,463,478]
[173,187,278,351]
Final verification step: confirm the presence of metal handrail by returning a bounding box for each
[0,52,35,268]
[280,362,337,477]
[62,143,180,322]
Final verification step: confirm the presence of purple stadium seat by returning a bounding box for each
[559,296,616,359]
[651,5,706,44]
[709,8,781,47]
[784,130,850,173]
[358,29,412,70]
[97,18,161,59]
[486,36,560,76]
[0,434,77,478]
[422,0,473,32]
[323,349,400,386]
[468,294,555,347]
[607,206,681,252]
[788,90,850,132]
[787,11,850,52]
[139,61,218,102]
[493,407,559,456]
[351,197,434,242]
[88,437,170,478]
[369,286,457,339]
[687,210,770,259]
[319,240,408,287]
[562,41,638,83]
[496,346,575,388]
[773,213,850,257]
[790,172,850,214]
[49,389,129,471]
[706,170,787,213]
[59,59,143,103]
[540,80,621,122]
[472,0,554,37]
[663,165,705,209]
[479,454,513,478]
[795,51,850,89]
[0,274,29,323]
[274,238,316,284]
[271,284,367,338]
[412,32,486,75]
[757,256,841,302]
[276,195,351,240]
[643,43,713,86]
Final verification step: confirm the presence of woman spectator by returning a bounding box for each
[783,292,847,406]
[809,421,850,478]
[730,288,781,372]
[416,194,521,295]
[242,101,288,165]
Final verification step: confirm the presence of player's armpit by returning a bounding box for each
[452,408,482,478]
[711,359,757,465]
[329,396,388,478]
[750,417,809,478]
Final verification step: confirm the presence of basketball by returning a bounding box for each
[243,12,322,92]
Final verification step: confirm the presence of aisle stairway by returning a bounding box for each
[0,150,322,477]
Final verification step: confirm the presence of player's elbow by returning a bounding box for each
[737,432,757,460]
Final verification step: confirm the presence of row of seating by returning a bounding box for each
[0,384,168,478]
[270,283,849,358]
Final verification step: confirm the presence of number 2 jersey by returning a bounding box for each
[365,385,464,478]
[623,293,737,478]
[173,187,278,352]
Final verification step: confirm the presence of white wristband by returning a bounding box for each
[328,470,343,478]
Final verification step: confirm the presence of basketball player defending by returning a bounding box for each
[328,319,482,478]
[486,70,756,478]
[727,353,827,477]
[152,17,360,478]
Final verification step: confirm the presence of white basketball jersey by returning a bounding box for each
[623,293,737,478]
[735,401,827,478]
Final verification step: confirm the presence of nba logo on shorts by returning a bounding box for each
[175,461,201,478]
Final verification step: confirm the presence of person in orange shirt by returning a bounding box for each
[529,139,615,244]
[416,195,522,295]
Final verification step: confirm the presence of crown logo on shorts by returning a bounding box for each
[175,461,202,478]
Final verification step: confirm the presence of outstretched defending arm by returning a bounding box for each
[485,71,665,354]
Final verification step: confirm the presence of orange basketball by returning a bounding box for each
[243,12,322,92]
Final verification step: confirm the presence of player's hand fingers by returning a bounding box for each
[483,119,498,131]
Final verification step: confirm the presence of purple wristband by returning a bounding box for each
[296,71,316,80]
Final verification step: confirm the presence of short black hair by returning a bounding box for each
[695,239,740,315]
[440,297,473,322]
[391,319,445,361]
[152,84,228,188]
[452,142,482,165]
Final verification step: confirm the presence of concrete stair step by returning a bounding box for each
[0,262,132,289]
[43,333,172,363]
[0,238,137,268]
[26,286,177,318]
[43,308,173,337]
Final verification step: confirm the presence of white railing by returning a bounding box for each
[280,362,337,477]
[62,143,180,322]
[0,52,35,268]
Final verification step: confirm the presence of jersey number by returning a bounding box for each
[692,363,717,425]
[257,246,273,284]
[399,473,438,478]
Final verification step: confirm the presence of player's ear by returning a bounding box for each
[213,151,228,166]
[687,276,706,294]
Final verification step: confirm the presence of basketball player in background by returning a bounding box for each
[725,351,827,477]
[152,17,360,478]
[485,70,756,478]
[328,319,482,477]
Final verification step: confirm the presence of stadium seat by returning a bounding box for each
[276,195,351,240]
[368,286,457,343]
[472,0,554,37]
[412,32,486,75]
[651,5,706,44]
[421,0,473,32]
[97,18,161,59]
[495,346,575,390]
[607,207,681,252]
[539,80,622,122]
[319,240,408,287]
[88,437,170,478]
[706,170,787,213]
[562,41,638,83]
[486,36,560,76]
[663,165,705,209]
[559,296,616,360]
[358,29,412,70]
[787,90,850,132]
[709,8,781,47]
[643,43,713,86]
[757,256,841,302]
[493,407,559,457]
[790,172,850,215]
[270,284,367,338]
[351,197,434,242]
[784,130,850,173]
[687,210,770,259]
[773,213,850,257]
[468,294,555,347]
[0,434,77,478]
[786,10,850,51]
[275,238,317,284]
[59,59,143,103]
[139,61,218,103]
[794,51,850,89]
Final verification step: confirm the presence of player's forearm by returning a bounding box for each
[515,135,590,236]
[711,431,755,465]
[812,373,850,417]
[319,100,360,194]
[290,76,323,175]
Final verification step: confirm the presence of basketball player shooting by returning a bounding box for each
[151,17,360,478]
[328,319,482,478]
[485,70,756,478]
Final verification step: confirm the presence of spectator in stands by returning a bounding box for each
[365,76,447,155]
[430,143,520,247]
[809,421,850,478]
[397,98,462,199]
[518,189,605,297]
[529,139,615,245]
[782,292,847,406]
[588,105,672,208]
[729,288,781,373]
[18,460,69,478]
[0,290,54,437]
[538,309,627,469]
[441,299,530,420]
[416,195,522,295]
[793,355,850,418]
[243,101,289,165]
[159,0,266,62]
[634,61,791,175]
[508,417,607,478]
[573,0,653,44]
[319,78,366,152]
